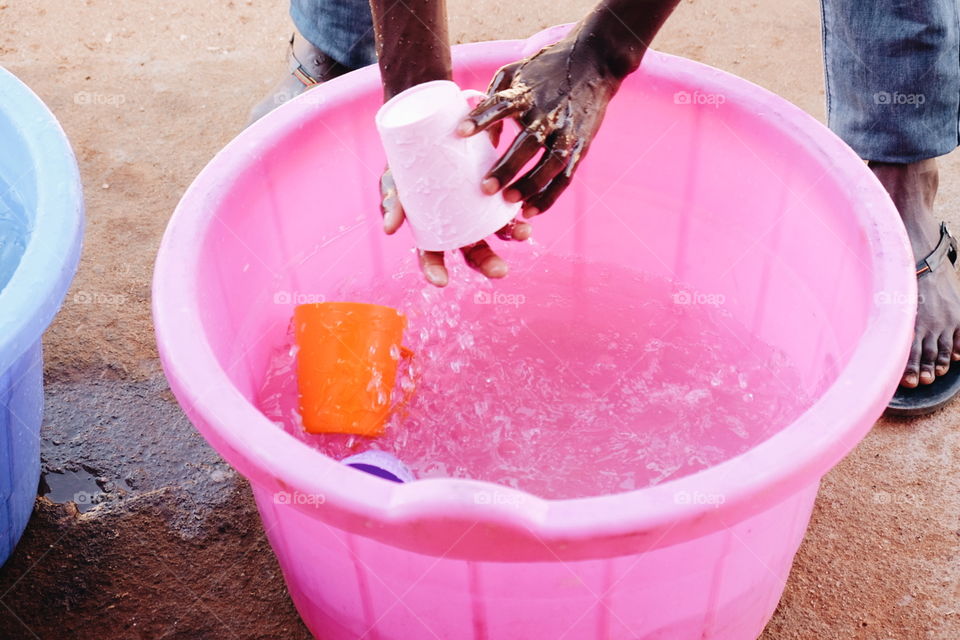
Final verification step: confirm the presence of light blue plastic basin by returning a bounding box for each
[0,67,83,566]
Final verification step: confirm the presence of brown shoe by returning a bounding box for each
[248,33,352,125]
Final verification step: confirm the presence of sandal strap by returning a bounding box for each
[287,34,321,88]
[917,222,958,277]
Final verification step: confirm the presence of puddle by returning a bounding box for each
[39,468,104,513]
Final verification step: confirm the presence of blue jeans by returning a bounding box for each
[822,0,960,162]
[294,0,960,162]
[290,0,376,70]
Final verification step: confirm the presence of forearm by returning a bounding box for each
[369,0,452,99]
[574,0,682,79]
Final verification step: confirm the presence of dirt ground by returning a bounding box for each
[1,0,959,638]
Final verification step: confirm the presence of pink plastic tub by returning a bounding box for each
[154,26,914,639]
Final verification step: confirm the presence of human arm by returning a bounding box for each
[460,0,682,216]
[371,0,531,286]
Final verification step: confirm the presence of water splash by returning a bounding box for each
[257,254,812,499]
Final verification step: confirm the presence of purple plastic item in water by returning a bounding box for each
[341,450,415,483]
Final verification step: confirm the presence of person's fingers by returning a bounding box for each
[467,65,521,139]
[482,131,541,195]
[460,65,523,137]
[919,334,938,385]
[495,218,533,242]
[486,63,518,96]
[488,121,504,148]
[523,170,573,217]
[417,250,448,287]
[520,140,587,215]
[461,240,508,278]
[952,327,960,361]
[380,170,405,234]
[504,145,569,203]
[461,97,523,136]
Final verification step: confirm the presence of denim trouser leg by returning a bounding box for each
[290,0,377,69]
[821,0,960,162]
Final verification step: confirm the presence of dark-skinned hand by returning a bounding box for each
[371,0,678,287]
[379,30,619,288]
[457,32,624,218]
[379,167,532,287]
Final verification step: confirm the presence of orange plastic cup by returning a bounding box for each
[293,302,409,436]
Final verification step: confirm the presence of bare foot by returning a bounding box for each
[247,33,351,125]
[871,159,960,388]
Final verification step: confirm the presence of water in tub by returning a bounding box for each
[0,177,28,292]
[258,249,813,499]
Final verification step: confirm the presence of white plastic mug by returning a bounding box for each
[375,80,521,252]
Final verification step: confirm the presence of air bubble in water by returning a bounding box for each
[474,400,488,417]
[456,332,475,351]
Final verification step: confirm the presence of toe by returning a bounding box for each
[902,336,923,388]
[919,335,938,385]
[953,329,960,362]
[937,333,953,376]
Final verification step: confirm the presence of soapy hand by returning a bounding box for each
[457,33,623,217]
[373,0,675,288]
[379,168,532,287]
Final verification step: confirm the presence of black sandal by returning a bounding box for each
[887,222,960,416]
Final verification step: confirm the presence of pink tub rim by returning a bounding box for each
[153,28,915,561]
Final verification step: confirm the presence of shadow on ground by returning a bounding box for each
[0,373,311,640]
